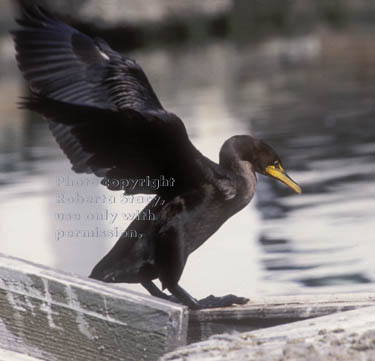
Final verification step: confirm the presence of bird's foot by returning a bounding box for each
[165,284,248,310]
[196,294,249,309]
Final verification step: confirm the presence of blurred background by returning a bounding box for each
[0,0,374,299]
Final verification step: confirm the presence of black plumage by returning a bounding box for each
[13,4,301,309]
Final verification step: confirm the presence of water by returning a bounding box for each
[0,26,374,300]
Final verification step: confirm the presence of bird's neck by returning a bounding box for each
[228,159,257,201]
[219,137,257,205]
[219,159,256,210]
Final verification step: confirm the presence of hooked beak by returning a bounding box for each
[265,165,302,194]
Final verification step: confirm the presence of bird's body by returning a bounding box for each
[13,4,301,309]
[91,138,257,297]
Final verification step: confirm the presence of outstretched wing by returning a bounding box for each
[14,4,209,196]
[13,4,162,111]
[21,96,205,196]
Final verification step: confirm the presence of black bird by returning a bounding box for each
[13,4,301,309]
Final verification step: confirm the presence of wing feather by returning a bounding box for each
[13,4,163,112]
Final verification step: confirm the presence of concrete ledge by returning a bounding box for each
[164,306,375,360]
[0,253,188,361]
[189,292,375,342]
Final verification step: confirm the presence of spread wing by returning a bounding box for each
[13,4,162,111]
[14,4,209,196]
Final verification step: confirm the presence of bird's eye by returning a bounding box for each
[274,161,280,168]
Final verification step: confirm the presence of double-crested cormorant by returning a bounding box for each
[13,5,301,309]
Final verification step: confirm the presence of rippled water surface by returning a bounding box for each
[0,26,374,298]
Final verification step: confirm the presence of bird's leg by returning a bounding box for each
[167,284,202,309]
[141,281,171,300]
[142,281,193,305]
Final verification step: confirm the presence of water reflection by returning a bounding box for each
[0,26,374,298]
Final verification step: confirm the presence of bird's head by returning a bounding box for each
[250,138,301,194]
[220,135,301,194]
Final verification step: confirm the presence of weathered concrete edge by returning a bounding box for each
[191,292,375,322]
[162,306,375,360]
[0,251,185,314]
[0,252,188,354]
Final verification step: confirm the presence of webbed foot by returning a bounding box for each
[145,281,249,310]
[197,294,249,308]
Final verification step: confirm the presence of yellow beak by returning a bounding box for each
[265,165,302,194]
